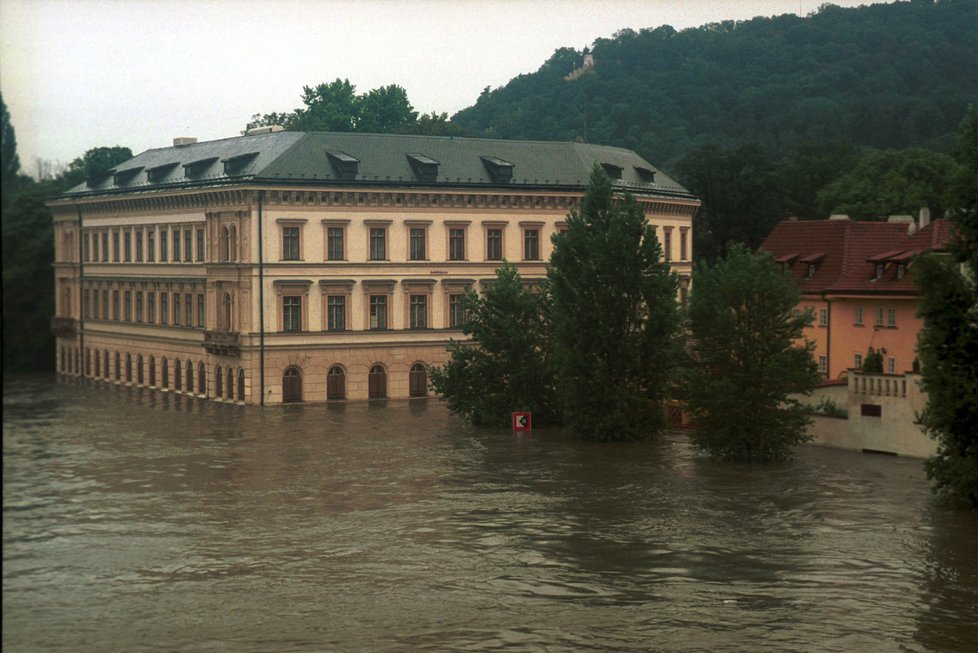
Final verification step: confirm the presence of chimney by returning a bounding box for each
[245,125,284,135]
[829,214,850,221]
[919,206,931,230]
[173,137,197,147]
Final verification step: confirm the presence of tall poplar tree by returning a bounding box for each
[549,166,681,441]
[684,245,819,461]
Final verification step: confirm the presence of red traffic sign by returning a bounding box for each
[512,412,532,432]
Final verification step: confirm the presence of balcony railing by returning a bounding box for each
[202,330,241,357]
[50,317,77,338]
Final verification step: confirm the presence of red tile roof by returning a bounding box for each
[760,218,955,296]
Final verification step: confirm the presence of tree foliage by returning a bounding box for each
[429,264,558,427]
[453,0,975,169]
[548,166,681,441]
[914,108,978,508]
[684,245,820,461]
[245,79,468,136]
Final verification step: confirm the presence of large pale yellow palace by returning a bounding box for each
[49,130,698,404]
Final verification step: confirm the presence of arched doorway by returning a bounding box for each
[216,366,223,397]
[136,354,144,385]
[226,368,234,401]
[198,363,207,396]
[283,366,302,403]
[149,357,156,386]
[162,358,169,388]
[95,349,101,377]
[114,353,121,381]
[327,365,346,400]
[238,369,245,402]
[125,354,132,382]
[409,363,428,397]
[175,360,182,390]
[186,361,194,394]
[368,364,387,399]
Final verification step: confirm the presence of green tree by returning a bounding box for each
[815,147,959,220]
[914,108,978,508]
[430,264,558,427]
[292,79,361,132]
[685,245,820,461]
[58,146,134,191]
[549,166,681,441]
[358,84,418,133]
[1,91,21,202]
[676,143,786,262]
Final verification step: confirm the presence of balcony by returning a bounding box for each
[50,317,77,338]
[203,330,241,357]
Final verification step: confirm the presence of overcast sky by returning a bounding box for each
[2,0,880,172]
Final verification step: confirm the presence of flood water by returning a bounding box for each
[3,374,976,652]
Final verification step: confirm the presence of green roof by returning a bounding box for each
[58,131,695,200]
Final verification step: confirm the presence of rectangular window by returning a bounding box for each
[173,292,180,325]
[161,293,169,325]
[184,230,192,262]
[136,291,143,322]
[876,308,884,326]
[196,229,204,261]
[124,232,131,262]
[449,228,465,260]
[160,229,168,262]
[102,233,109,262]
[197,294,205,327]
[135,231,143,262]
[888,308,896,327]
[185,294,193,327]
[147,231,155,262]
[173,230,180,262]
[83,289,90,318]
[449,294,465,328]
[112,232,120,262]
[818,355,827,374]
[409,295,427,329]
[147,292,156,323]
[327,296,346,330]
[92,289,99,318]
[486,228,503,260]
[283,296,302,332]
[819,308,828,326]
[92,233,99,261]
[663,230,672,262]
[83,234,90,262]
[327,227,344,260]
[369,227,386,260]
[369,295,387,329]
[101,290,109,319]
[888,357,896,374]
[409,228,426,260]
[854,353,863,369]
[523,229,540,260]
[680,229,688,261]
[282,226,300,260]
[112,290,120,320]
[855,306,863,326]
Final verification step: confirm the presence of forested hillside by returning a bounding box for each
[452,0,975,169]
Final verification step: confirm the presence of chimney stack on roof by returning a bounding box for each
[829,214,850,221]
[919,206,931,230]
[246,125,284,135]
[888,214,916,235]
[173,137,197,147]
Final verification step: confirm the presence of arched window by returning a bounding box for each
[162,358,169,388]
[104,351,110,378]
[136,354,144,384]
[368,364,387,399]
[95,349,101,377]
[409,363,428,397]
[283,366,302,403]
[114,352,121,381]
[229,225,237,261]
[149,356,156,386]
[327,365,346,400]
[175,360,182,390]
[222,292,233,332]
[125,354,132,382]
[198,362,207,396]
[226,368,234,400]
[238,369,245,402]
[186,360,194,393]
[216,366,223,397]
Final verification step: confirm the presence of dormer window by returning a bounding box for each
[634,166,656,183]
[222,151,259,176]
[875,263,885,280]
[481,156,514,183]
[776,253,799,277]
[600,162,623,179]
[807,264,816,279]
[113,167,143,186]
[85,169,115,188]
[183,157,219,179]
[896,264,906,280]
[146,162,179,183]
[406,153,439,182]
[798,253,824,279]
[326,150,359,180]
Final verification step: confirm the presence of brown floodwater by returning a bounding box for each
[3,374,976,652]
